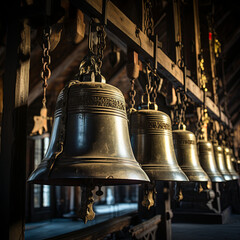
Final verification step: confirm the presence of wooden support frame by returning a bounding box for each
[0,18,31,239]
[46,212,138,240]
[72,0,231,127]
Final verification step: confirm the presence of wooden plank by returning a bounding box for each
[206,97,220,118]
[73,0,231,126]
[28,38,88,105]
[0,18,31,240]
[130,215,161,239]
[46,212,137,240]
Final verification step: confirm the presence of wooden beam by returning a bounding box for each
[222,26,240,55]
[46,212,137,240]
[28,38,88,105]
[71,0,231,126]
[0,17,31,240]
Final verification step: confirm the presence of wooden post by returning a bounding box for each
[212,182,221,213]
[193,0,201,86]
[138,181,172,240]
[0,15,31,240]
[156,181,172,240]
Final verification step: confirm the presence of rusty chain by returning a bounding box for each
[144,0,153,38]
[41,26,52,108]
[129,79,136,109]
[96,25,106,72]
[174,88,187,126]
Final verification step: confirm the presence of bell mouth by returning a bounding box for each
[207,175,225,182]
[141,165,189,182]
[27,157,150,186]
[222,174,233,181]
[180,168,210,182]
[28,178,148,186]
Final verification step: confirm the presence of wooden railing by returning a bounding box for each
[71,0,231,127]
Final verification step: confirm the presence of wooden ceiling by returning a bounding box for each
[0,0,240,128]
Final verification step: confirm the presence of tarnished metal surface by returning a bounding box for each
[224,147,239,180]
[172,129,209,182]
[28,81,150,186]
[197,141,225,182]
[130,109,188,181]
[213,144,232,181]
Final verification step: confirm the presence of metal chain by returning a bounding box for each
[174,88,187,126]
[142,65,152,104]
[129,79,136,109]
[144,0,153,38]
[151,72,158,104]
[96,25,106,72]
[41,26,52,108]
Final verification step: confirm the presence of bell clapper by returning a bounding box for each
[96,185,104,201]
[79,185,95,224]
[177,186,184,202]
[141,182,156,210]
[30,26,52,136]
[199,183,204,193]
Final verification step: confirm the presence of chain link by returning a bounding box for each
[129,79,136,109]
[96,25,106,72]
[41,26,52,107]
[174,88,187,126]
[144,0,153,38]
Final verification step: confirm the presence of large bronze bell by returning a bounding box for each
[198,141,225,182]
[213,144,232,181]
[224,147,239,180]
[28,68,149,186]
[172,125,209,182]
[130,108,188,181]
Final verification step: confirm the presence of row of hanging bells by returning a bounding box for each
[28,20,150,223]
[28,19,238,222]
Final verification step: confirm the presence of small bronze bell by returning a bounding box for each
[172,124,209,182]
[198,141,225,182]
[224,147,239,180]
[130,108,189,181]
[28,56,149,187]
[213,144,232,181]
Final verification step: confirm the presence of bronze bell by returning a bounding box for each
[28,72,149,186]
[198,140,225,182]
[213,144,232,181]
[130,108,189,181]
[224,147,239,180]
[172,125,209,182]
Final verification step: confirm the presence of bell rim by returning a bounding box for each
[140,166,189,182]
[179,167,210,182]
[27,178,150,186]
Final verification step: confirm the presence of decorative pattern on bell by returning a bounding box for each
[130,109,189,181]
[213,144,232,181]
[224,147,239,180]
[172,126,209,182]
[28,62,149,187]
[197,140,225,182]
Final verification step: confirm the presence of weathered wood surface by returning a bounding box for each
[73,0,231,126]
[46,212,137,240]
[130,215,161,239]
[0,18,31,240]
[28,38,88,105]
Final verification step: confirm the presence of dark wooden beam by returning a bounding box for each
[193,0,201,85]
[214,10,231,29]
[28,38,88,105]
[232,111,240,127]
[71,0,231,126]
[228,78,240,95]
[0,17,31,239]
[228,96,240,115]
[45,212,137,240]
[222,26,240,55]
